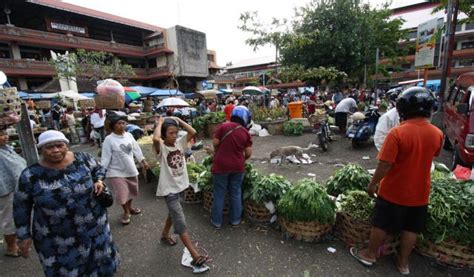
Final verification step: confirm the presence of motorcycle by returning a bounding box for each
[309,106,334,151]
[346,107,380,148]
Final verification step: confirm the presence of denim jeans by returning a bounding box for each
[211,172,245,227]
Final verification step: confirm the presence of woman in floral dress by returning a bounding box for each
[13,130,119,276]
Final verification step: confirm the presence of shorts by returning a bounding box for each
[372,197,428,234]
[165,193,187,235]
[0,192,16,235]
[335,112,348,130]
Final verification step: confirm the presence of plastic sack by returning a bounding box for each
[96,79,125,96]
[453,165,471,180]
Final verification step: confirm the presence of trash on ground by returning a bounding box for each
[327,247,336,253]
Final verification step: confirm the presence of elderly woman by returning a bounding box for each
[0,127,26,257]
[101,112,149,225]
[13,130,119,276]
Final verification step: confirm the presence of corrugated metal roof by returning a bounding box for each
[390,0,428,10]
[225,56,276,70]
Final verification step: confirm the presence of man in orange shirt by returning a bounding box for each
[350,87,443,275]
[223,99,235,121]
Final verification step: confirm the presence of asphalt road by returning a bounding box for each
[0,133,471,276]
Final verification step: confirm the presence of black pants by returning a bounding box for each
[335,112,348,132]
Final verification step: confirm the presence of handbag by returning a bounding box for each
[95,185,113,208]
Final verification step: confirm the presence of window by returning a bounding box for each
[454,89,465,105]
[461,41,474,49]
[408,30,417,39]
[466,23,474,31]
[456,23,463,32]
[459,58,474,67]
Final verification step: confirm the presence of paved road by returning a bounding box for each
[0,133,471,276]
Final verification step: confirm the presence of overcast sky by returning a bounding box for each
[64,0,412,66]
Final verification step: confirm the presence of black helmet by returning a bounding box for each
[396,87,435,119]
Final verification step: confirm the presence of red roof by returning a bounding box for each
[28,0,163,32]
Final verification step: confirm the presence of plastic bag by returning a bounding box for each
[96,79,125,96]
[95,79,125,109]
[453,165,471,180]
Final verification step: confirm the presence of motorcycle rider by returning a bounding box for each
[374,92,400,151]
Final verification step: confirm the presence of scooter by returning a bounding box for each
[309,105,334,152]
[346,107,380,148]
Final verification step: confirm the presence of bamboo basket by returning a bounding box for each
[203,191,229,215]
[183,186,202,204]
[335,212,399,257]
[278,217,333,242]
[416,239,474,269]
[245,201,273,223]
[94,94,124,110]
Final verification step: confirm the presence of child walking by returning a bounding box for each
[153,116,210,271]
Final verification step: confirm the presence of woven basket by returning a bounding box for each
[0,87,21,114]
[335,212,399,257]
[245,201,273,223]
[94,94,124,110]
[183,186,202,204]
[416,239,474,269]
[278,217,333,242]
[202,191,229,215]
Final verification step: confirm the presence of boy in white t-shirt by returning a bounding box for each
[153,116,210,271]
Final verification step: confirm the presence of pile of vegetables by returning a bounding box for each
[251,107,287,122]
[326,163,371,196]
[187,163,206,183]
[431,162,452,181]
[283,121,304,136]
[246,174,291,204]
[278,178,336,224]
[197,156,213,192]
[423,177,474,247]
[243,162,261,194]
[192,112,226,134]
[337,190,374,222]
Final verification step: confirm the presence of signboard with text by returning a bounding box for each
[415,18,443,68]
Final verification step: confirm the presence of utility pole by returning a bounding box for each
[375,47,380,104]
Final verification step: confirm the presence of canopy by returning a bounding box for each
[123,87,141,104]
[242,86,269,95]
[149,89,184,98]
[219,88,233,94]
[58,90,89,101]
[157,97,189,108]
[130,85,159,96]
[196,89,220,99]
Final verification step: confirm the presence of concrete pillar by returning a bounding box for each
[18,78,28,90]
[10,43,21,60]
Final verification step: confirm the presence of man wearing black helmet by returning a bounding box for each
[350,87,443,275]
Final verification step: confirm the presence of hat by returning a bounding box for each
[37,130,69,148]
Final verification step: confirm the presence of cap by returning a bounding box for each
[37,130,69,148]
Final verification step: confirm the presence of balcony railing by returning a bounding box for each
[0,25,172,58]
[0,58,171,80]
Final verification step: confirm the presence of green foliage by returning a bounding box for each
[326,163,371,196]
[192,112,226,134]
[423,178,474,247]
[251,107,287,122]
[278,64,347,86]
[247,174,291,204]
[197,156,213,192]
[50,49,135,81]
[192,116,207,134]
[278,178,336,223]
[243,162,261,195]
[283,121,304,136]
[339,190,374,222]
[432,0,474,25]
[187,163,206,183]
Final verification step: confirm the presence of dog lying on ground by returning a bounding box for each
[270,144,318,165]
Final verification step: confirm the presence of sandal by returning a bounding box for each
[392,255,410,275]
[160,237,177,246]
[350,247,375,267]
[130,208,142,215]
[121,214,131,225]
[4,249,20,258]
[191,255,209,267]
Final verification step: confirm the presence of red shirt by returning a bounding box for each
[212,122,252,174]
[224,104,234,121]
[377,118,443,206]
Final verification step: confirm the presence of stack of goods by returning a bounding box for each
[278,179,336,242]
[244,173,290,223]
[95,79,125,110]
[0,87,21,127]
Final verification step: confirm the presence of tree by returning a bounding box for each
[50,49,135,82]
[278,64,347,87]
[239,0,407,84]
[433,0,474,24]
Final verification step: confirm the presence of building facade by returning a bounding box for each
[0,0,212,91]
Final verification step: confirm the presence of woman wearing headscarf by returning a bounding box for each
[101,112,150,225]
[13,130,119,276]
[0,127,26,257]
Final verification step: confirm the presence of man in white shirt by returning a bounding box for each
[335,97,357,133]
[374,107,400,151]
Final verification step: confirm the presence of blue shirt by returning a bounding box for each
[0,145,26,196]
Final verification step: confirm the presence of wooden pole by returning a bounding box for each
[423,68,429,87]
[17,103,39,165]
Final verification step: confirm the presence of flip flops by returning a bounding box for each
[4,250,20,258]
[160,237,177,246]
[130,208,142,215]
[349,247,375,267]
[121,214,131,225]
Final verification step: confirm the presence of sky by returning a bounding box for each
[64,0,413,66]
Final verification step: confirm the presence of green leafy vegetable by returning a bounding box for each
[247,174,291,204]
[187,163,206,183]
[283,121,304,136]
[326,163,371,196]
[278,178,336,224]
[338,190,374,222]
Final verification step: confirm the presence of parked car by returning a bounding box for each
[443,72,474,169]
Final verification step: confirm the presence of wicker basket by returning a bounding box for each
[335,212,399,257]
[0,87,21,114]
[416,239,474,269]
[94,94,124,110]
[183,186,202,204]
[278,217,333,242]
[245,201,273,223]
[202,191,229,215]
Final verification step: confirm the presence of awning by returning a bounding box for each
[130,85,159,96]
[149,89,184,98]
[58,90,89,101]
[218,89,233,94]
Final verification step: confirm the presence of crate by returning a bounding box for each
[416,239,474,269]
[278,217,333,242]
[0,87,21,114]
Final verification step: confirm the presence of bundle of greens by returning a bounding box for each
[278,178,336,224]
[423,178,474,248]
[283,121,304,136]
[247,174,291,204]
[151,166,160,179]
[338,190,375,222]
[326,163,371,196]
[187,163,206,183]
[243,162,261,194]
[431,162,452,181]
[197,156,214,192]
[192,112,226,134]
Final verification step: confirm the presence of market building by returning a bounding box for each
[0,0,214,91]
[381,0,474,82]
